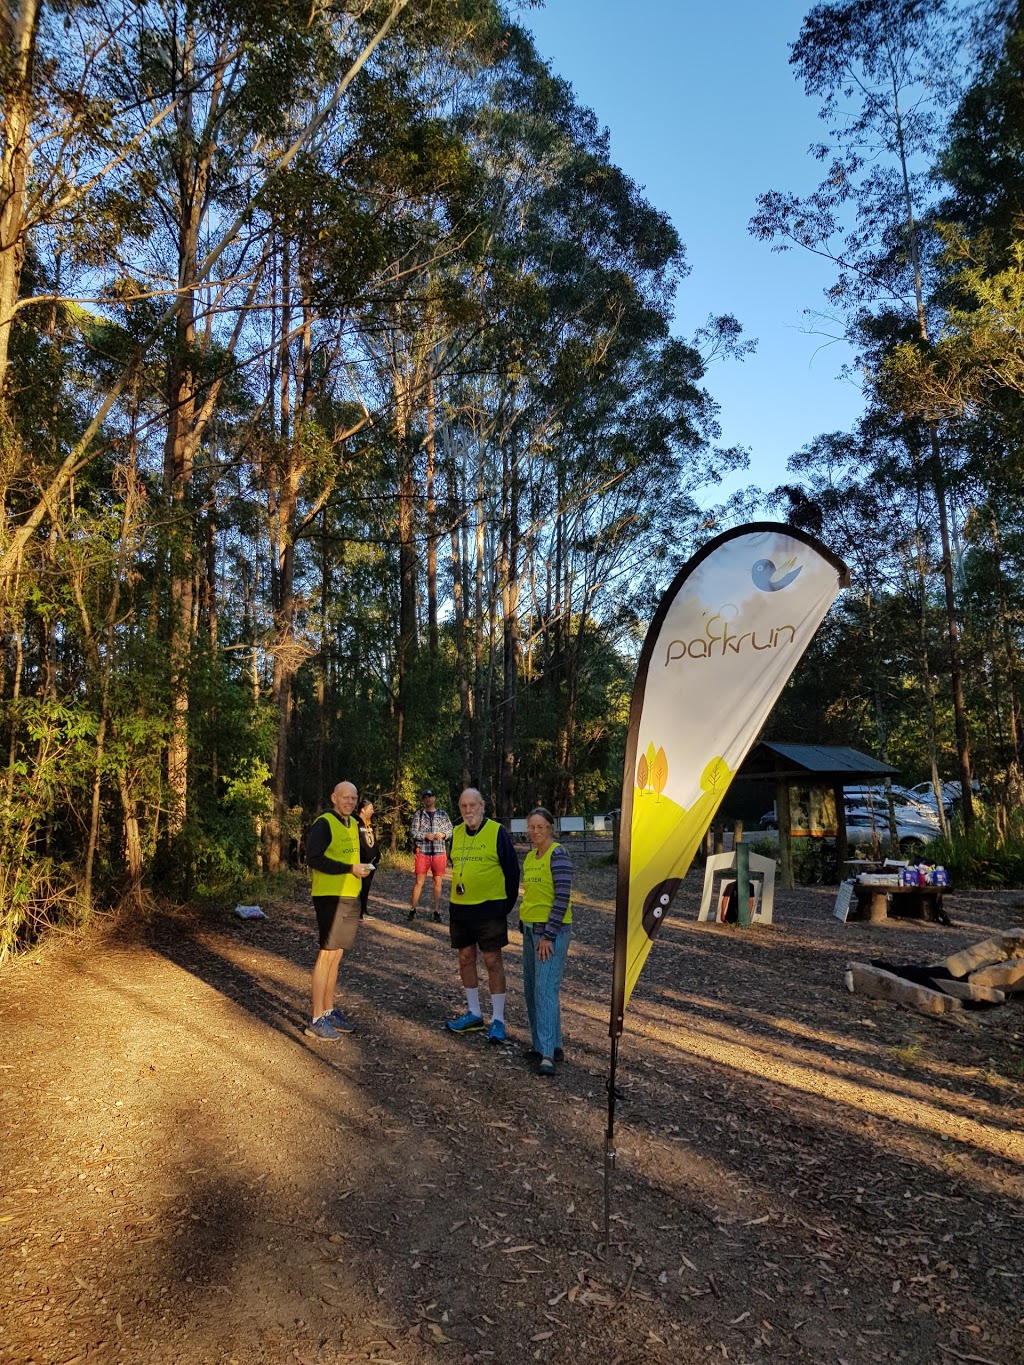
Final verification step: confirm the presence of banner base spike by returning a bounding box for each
[602,1135,616,1251]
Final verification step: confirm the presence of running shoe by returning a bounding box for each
[324,1008,355,1034]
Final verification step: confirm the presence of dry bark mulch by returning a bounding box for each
[2,861,1023,1365]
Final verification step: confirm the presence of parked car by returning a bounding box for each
[845,807,939,852]
[907,780,982,816]
[847,792,938,823]
[841,785,936,817]
[759,808,778,830]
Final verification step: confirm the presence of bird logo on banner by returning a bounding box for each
[751,556,802,592]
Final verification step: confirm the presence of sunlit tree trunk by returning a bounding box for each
[498,432,520,820]
[0,0,40,410]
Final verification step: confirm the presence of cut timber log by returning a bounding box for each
[845,963,962,1015]
[941,938,1008,979]
[967,959,1024,993]
[999,929,1024,956]
[934,979,1006,1004]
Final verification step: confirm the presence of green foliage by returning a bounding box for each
[925,810,1024,888]
[0,0,767,955]
[0,697,97,960]
[788,838,839,887]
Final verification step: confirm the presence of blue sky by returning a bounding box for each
[523,0,866,505]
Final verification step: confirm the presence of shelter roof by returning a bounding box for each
[737,742,898,782]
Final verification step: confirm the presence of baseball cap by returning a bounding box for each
[421,788,434,797]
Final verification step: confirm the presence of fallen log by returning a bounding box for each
[941,938,1008,979]
[845,963,962,1015]
[967,959,1024,993]
[934,979,1006,1004]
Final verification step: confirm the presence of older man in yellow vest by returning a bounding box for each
[445,787,520,1043]
[305,780,374,1040]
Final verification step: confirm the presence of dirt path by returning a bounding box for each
[2,864,1023,1365]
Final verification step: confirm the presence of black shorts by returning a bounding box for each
[313,894,361,950]
[449,915,509,953]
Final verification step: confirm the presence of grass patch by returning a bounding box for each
[889,1043,923,1067]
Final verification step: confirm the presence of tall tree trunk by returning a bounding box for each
[266,227,294,874]
[444,426,471,786]
[426,372,438,659]
[163,24,212,839]
[392,361,419,818]
[498,437,519,820]
[991,511,1024,805]
[471,431,486,786]
[895,97,974,828]
[927,433,974,827]
[912,538,949,839]
[0,0,40,410]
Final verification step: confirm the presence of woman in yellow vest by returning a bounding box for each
[519,807,573,1077]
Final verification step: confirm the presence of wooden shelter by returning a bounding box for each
[735,742,899,888]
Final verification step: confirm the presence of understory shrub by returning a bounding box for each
[925,810,1024,889]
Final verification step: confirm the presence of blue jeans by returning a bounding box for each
[521,924,571,1058]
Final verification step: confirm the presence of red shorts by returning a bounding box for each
[415,851,448,877]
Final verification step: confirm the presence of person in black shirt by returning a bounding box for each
[356,797,381,918]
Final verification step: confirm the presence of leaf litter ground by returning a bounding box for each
[2,864,1023,1364]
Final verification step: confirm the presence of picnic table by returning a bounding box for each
[851,881,950,925]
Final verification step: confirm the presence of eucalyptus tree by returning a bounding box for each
[872,3,1024,807]
[0,0,190,418]
[752,0,978,823]
[772,417,956,828]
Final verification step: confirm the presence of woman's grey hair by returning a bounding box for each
[528,806,555,828]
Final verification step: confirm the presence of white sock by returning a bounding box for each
[491,993,506,1024]
[465,987,481,1016]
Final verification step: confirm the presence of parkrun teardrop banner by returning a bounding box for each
[610,523,849,1034]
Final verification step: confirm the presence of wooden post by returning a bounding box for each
[777,779,793,890]
[713,824,724,854]
[735,839,751,927]
[833,782,848,883]
[732,818,744,850]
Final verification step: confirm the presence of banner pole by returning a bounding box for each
[603,1034,619,1249]
[600,522,849,1253]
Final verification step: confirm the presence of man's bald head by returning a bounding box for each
[331,782,358,818]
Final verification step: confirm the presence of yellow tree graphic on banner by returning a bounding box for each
[651,746,668,800]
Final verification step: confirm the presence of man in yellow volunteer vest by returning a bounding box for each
[305,780,375,1040]
[446,787,520,1043]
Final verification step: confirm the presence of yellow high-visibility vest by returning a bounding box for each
[450,820,506,905]
[310,812,361,898]
[520,842,573,924]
